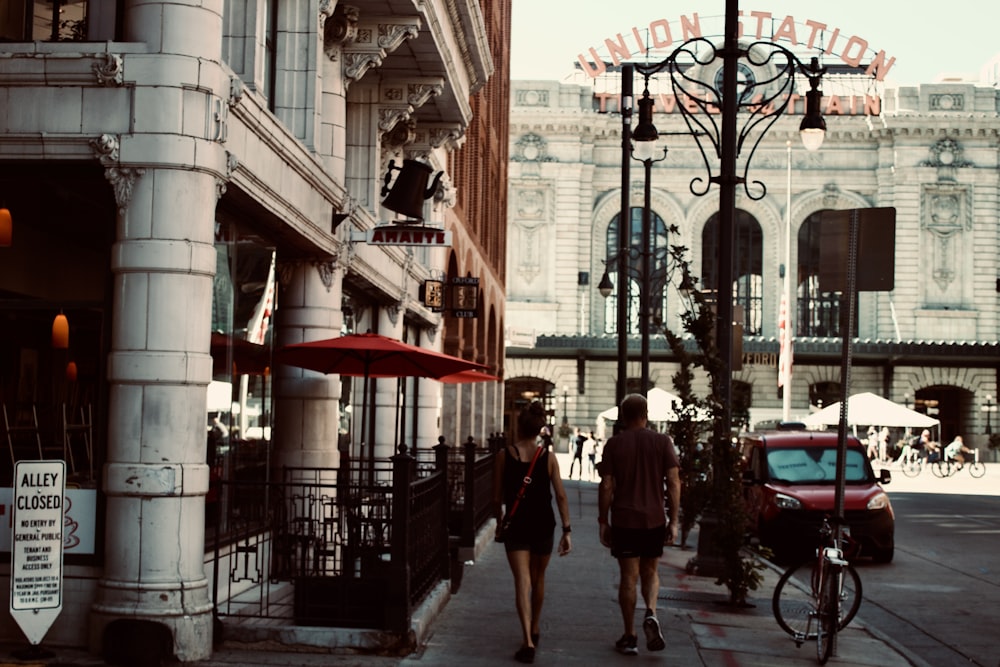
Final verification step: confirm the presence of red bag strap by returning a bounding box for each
[506,445,544,521]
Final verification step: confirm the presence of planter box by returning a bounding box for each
[293,575,387,628]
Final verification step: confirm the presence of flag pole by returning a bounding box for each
[781,141,793,421]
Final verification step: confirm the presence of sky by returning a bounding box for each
[510,0,1000,86]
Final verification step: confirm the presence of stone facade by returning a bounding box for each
[0,0,508,661]
[505,68,1000,449]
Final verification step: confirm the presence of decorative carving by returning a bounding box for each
[516,89,550,106]
[211,95,228,142]
[314,260,336,291]
[226,151,239,178]
[384,117,416,149]
[929,93,964,111]
[428,124,465,149]
[379,107,411,133]
[920,137,972,183]
[93,53,123,86]
[516,189,545,219]
[105,167,146,214]
[90,134,119,164]
[822,183,841,208]
[344,52,383,84]
[318,0,335,28]
[921,183,972,291]
[408,82,442,108]
[434,172,456,209]
[229,75,245,106]
[425,323,438,344]
[323,4,359,60]
[378,22,419,51]
[386,301,401,325]
[513,133,553,162]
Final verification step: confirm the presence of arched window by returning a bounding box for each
[701,209,763,335]
[603,207,670,335]
[797,212,857,337]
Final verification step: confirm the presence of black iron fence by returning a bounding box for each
[209,434,502,635]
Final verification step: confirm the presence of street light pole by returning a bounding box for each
[632,89,669,395]
[628,0,828,581]
[984,394,995,435]
[616,65,634,411]
[562,385,569,426]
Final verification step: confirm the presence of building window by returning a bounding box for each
[208,221,276,535]
[0,1,89,41]
[262,0,278,110]
[701,209,763,335]
[603,207,669,335]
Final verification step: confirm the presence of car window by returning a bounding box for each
[767,447,870,483]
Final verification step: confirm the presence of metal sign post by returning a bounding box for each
[819,207,896,522]
[9,459,66,648]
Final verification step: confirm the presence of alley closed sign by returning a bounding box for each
[10,460,65,645]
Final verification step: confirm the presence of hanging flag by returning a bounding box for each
[777,292,793,388]
[246,252,276,345]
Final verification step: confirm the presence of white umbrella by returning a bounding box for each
[597,388,682,423]
[801,392,939,428]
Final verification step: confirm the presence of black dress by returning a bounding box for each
[501,447,556,547]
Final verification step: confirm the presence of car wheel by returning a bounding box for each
[872,545,894,564]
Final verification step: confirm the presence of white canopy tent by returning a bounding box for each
[597,387,683,423]
[800,392,940,429]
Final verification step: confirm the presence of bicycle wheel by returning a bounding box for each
[773,561,862,639]
[931,460,946,477]
[816,566,837,664]
[901,459,921,477]
[969,461,986,478]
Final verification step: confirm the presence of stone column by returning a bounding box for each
[90,1,225,662]
[91,166,218,662]
[415,327,443,448]
[371,306,403,461]
[273,260,343,479]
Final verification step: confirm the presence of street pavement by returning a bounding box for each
[2,453,967,666]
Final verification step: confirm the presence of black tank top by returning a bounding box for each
[501,447,556,542]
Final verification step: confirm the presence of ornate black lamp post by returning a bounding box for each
[612,0,827,581]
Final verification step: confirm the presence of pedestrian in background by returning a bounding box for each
[492,400,572,664]
[598,394,680,656]
[569,428,586,479]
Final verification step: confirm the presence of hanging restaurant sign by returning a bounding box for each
[420,280,445,312]
[364,225,452,247]
[451,276,479,318]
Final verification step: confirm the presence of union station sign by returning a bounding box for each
[577,10,893,117]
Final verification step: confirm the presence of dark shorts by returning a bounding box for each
[504,531,554,556]
[610,525,666,559]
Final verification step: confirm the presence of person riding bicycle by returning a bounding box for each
[944,435,973,463]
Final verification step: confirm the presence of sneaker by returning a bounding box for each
[643,613,665,651]
[615,633,638,656]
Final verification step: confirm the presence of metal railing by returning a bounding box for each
[209,435,500,634]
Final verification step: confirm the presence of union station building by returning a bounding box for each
[504,17,1000,451]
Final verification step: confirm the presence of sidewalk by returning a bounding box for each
[0,457,929,666]
[399,473,924,666]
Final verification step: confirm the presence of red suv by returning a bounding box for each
[741,428,894,563]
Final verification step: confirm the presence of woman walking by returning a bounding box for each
[492,401,572,663]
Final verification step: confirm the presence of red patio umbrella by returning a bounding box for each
[437,369,501,384]
[277,333,485,461]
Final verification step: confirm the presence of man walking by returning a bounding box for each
[597,394,681,655]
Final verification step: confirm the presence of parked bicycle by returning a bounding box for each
[772,515,862,664]
[931,449,986,478]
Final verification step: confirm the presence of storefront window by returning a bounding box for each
[207,220,276,532]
